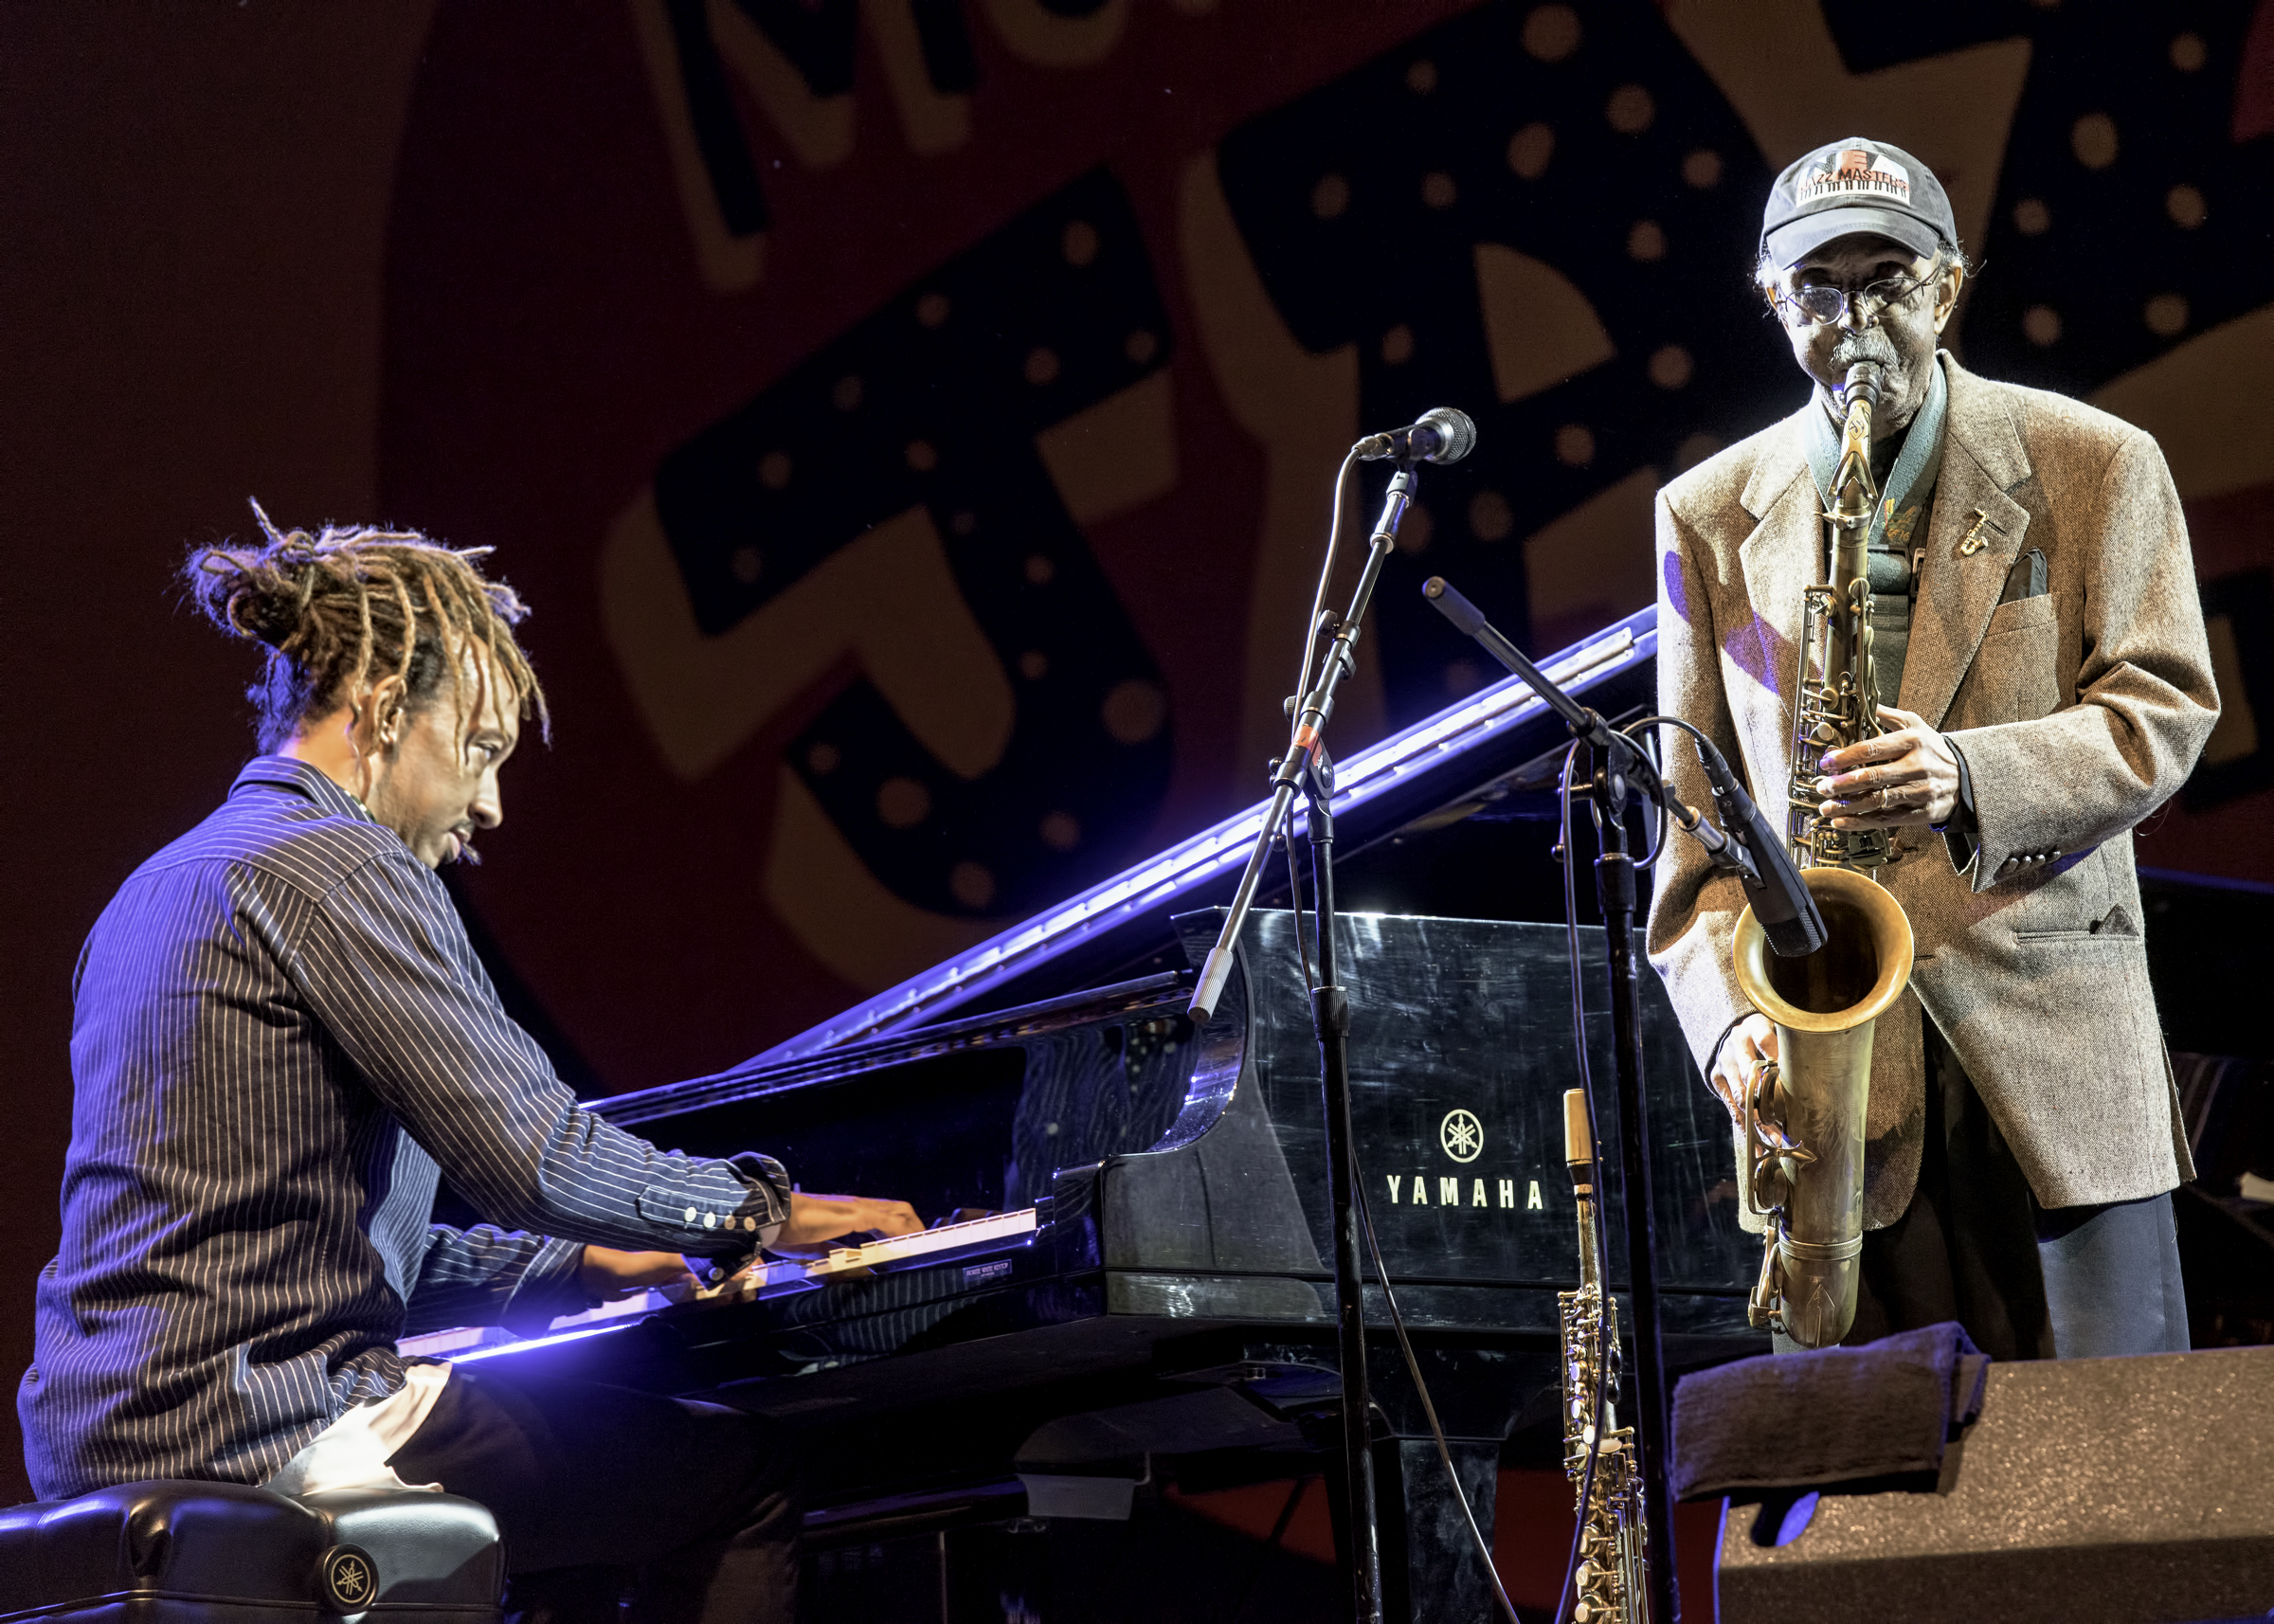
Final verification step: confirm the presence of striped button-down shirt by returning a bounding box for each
[20,757,790,1500]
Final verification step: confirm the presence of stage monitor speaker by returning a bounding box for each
[1715,1344,2274,1623]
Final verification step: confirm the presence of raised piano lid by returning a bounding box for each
[741,607,1655,1068]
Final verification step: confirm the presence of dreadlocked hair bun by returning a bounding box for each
[187,499,550,753]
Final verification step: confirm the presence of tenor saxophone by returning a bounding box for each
[1730,363,1918,1349]
[1559,1090,1648,1624]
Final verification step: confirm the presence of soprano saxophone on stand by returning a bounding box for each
[1730,363,1917,1349]
[1559,1090,1648,1624]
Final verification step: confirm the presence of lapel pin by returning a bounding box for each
[1958,507,1992,555]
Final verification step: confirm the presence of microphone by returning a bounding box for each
[1419,568,1821,952]
[1354,406,1476,464]
[1692,741,1827,958]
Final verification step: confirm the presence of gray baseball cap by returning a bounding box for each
[1760,137,1958,266]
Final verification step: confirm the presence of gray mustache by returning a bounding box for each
[1830,330,1901,370]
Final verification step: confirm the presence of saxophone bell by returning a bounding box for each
[1732,868,1913,1347]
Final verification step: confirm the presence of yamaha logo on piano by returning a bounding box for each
[1384,1172,1543,1211]
[1380,1108,1548,1214]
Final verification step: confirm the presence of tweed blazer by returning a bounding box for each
[1647,352,2219,1227]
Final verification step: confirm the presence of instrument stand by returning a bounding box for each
[1580,742,1680,1624]
[1191,458,1423,1624]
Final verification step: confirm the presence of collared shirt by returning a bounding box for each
[20,758,790,1500]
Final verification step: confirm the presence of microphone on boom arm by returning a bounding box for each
[1691,741,1827,959]
[1354,406,1476,464]
[1420,572,1827,958]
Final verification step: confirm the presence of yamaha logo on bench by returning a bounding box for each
[317,1544,378,1615]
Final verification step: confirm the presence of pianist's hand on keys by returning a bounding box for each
[579,1246,703,1301]
[767,1192,925,1256]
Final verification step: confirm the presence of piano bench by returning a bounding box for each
[0,1480,503,1624]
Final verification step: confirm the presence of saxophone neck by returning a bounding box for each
[1826,365,1884,534]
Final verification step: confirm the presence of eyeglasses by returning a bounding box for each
[1775,266,1940,328]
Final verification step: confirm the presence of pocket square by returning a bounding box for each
[2000,547,2048,604]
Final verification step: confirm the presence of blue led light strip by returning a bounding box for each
[448,1321,637,1362]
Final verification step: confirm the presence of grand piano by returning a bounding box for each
[411,608,1765,1622]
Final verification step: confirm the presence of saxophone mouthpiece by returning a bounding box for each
[1841,362,1886,412]
[1562,1089,1593,1172]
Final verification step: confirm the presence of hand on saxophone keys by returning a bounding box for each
[1813,703,1962,829]
[1708,1013,1778,1126]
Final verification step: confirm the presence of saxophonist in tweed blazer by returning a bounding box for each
[1646,138,2220,1360]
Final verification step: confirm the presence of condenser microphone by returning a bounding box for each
[1353,406,1477,464]
[1694,741,1827,958]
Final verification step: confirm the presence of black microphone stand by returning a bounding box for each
[1190,459,1423,1624]
[1577,736,1679,1624]
[1421,578,1688,1624]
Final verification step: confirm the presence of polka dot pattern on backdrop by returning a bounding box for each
[658,166,1178,918]
[1898,4,2273,397]
[1214,0,1774,724]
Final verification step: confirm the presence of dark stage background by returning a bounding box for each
[6,0,2271,1533]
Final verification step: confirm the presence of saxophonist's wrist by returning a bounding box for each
[1707,1009,1757,1073]
[1931,736,1977,834]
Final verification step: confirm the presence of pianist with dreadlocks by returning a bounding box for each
[20,507,920,1624]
